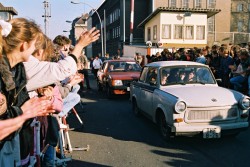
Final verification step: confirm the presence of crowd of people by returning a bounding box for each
[145,44,250,95]
[0,18,100,166]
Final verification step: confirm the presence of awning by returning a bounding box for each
[162,43,206,48]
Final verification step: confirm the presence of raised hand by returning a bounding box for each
[72,27,100,58]
[78,27,100,48]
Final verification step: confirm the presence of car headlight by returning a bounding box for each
[112,80,123,86]
[175,101,187,114]
[239,97,250,109]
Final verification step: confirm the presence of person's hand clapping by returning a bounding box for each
[21,97,54,119]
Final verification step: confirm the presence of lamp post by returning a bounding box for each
[71,1,104,57]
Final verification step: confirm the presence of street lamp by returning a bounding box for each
[71,0,104,57]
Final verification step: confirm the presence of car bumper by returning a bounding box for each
[173,122,249,136]
[110,86,131,95]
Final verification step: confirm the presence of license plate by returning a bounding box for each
[203,128,221,139]
[127,87,130,91]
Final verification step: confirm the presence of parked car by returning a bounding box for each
[130,61,249,139]
[97,59,141,98]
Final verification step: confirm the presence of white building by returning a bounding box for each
[138,7,221,48]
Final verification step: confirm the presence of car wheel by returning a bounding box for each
[132,99,140,117]
[106,86,113,98]
[97,80,103,91]
[158,112,171,140]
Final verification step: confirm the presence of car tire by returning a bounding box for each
[97,80,103,91]
[106,86,113,98]
[158,112,172,140]
[132,99,140,117]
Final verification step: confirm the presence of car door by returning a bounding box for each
[139,67,158,117]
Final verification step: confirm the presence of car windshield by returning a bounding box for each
[160,66,216,86]
[108,61,141,72]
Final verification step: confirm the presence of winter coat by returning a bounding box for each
[0,56,30,166]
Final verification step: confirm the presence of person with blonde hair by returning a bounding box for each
[0,18,55,166]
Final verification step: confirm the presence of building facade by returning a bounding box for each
[231,0,250,45]
[89,0,153,57]
[139,7,220,48]
[152,0,231,46]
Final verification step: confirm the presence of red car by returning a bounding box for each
[97,59,141,98]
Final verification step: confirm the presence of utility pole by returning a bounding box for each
[129,0,134,45]
[42,0,51,36]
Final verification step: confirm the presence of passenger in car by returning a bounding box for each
[147,69,157,85]
[161,75,168,85]
[168,68,179,83]
[186,70,196,82]
[109,64,114,71]
[125,64,133,71]
[178,71,186,82]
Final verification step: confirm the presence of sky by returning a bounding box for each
[1,0,104,39]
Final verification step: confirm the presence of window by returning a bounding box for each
[162,25,171,39]
[248,21,250,32]
[118,26,120,37]
[107,31,110,40]
[237,4,244,12]
[208,0,216,8]
[174,25,183,39]
[153,25,157,40]
[0,12,9,20]
[139,67,149,82]
[147,27,151,41]
[196,25,205,40]
[208,17,215,32]
[185,25,193,39]
[238,20,243,32]
[182,0,189,8]
[110,14,113,23]
[195,0,201,8]
[146,68,158,85]
[170,0,176,7]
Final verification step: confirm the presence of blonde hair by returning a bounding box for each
[32,34,55,61]
[2,18,42,55]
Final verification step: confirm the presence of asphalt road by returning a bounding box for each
[65,74,250,167]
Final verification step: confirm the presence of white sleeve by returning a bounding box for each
[24,55,77,91]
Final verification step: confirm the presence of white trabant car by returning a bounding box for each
[130,61,249,139]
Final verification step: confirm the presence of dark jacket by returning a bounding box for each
[0,56,31,165]
[0,57,28,140]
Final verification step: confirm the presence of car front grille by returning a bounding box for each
[122,80,132,87]
[186,106,238,123]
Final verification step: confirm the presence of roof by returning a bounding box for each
[104,59,136,63]
[145,61,208,67]
[138,7,221,28]
[0,3,18,15]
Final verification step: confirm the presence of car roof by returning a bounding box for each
[145,61,208,68]
[104,59,135,63]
